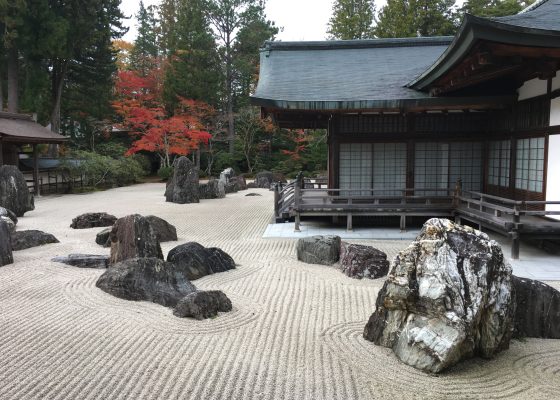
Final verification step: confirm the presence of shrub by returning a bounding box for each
[158,166,174,181]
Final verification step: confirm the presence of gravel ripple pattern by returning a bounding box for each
[0,183,558,400]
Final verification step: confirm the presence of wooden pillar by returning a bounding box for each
[274,184,280,219]
[346,213,353,232]
[0,137,3,166]
[511,204,521,260]
[294,173,301,232]
[33,143,40,196]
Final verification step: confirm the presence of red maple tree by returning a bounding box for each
[113,69,213,168]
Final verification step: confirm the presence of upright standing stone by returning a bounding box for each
[0,165,34,217]
[109,214,163,264]
[219,167,236,184]
[165,157,199,204]
[0,219,14,266]
[364,218,515,374]
[255,171,274,188]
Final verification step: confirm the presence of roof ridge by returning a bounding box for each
[262,37,454,51]
[520,0,549,13]
[0,111,33,121]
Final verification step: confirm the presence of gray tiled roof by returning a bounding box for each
[0,112,66,143]
[252,37,452,105]
[494,0,560,30]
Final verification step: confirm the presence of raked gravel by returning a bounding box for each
[1,183,559,400]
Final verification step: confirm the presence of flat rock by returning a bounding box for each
[11,230,59,251]
[0,165,34,217]
[52,254,110,269]
[96,257,197,307]
[0,220,13,266]
[165,156,199,204]
[109,214,163,264]
[512,276,560,339]
[0,206,17,224]
[245,193,262,197]
[96,228,111,247]
[167,242,236,281]
[339,242,389,279]
[173,290,233,319]
[146,215,178,242]
[297,235,341,265]
[71,212,117,229]
[363,218,515,374]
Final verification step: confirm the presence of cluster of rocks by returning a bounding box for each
[52,212,235,320]
[362,218,560,374]
[164,156,281,203]
[296,235,389,279]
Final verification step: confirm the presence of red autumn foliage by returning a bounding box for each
[113,69,213,167]
[282,129,309,161]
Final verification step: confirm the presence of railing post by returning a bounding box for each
[511,203,521,260]
[452,178,462,208]
[294,172,302,232]
[274,183,280,218]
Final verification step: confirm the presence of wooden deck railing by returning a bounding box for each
[273,174,560,259]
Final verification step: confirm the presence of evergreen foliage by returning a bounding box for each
[327,0,376,40]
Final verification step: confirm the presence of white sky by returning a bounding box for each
[120,0,342,43]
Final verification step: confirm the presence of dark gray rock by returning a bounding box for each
[0,206,17,224]
[199,179,226,199]
[230,175,247,191]
[52,254,110,269]
[11,230,59,251]
[297,235,341,266]
[165,157,199,204]
[1,216,15,233]
[255,171,274,188]
[247,182,257,189]
[109,214,163,264]
[0,220,13,266]
[96,228,111,247]
[146,215,178,242]
[166,242,236,281]
[71,212,117,229]
[245,193,262,197]
[339,242,389,279]
[224,182,238,194]
[0,165,34,217]
[173,290,232,319]
[512,276,560,339]
[364,218,515,374]
[96,257,197,307]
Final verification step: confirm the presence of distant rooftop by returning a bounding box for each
[0,112,67,144]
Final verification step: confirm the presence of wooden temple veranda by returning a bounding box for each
[251,0,560,259]
[0,112,67,194]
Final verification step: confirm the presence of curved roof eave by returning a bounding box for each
[407,14,560,91]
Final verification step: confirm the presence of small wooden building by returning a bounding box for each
[251,1,560,256]
[0,112,67,194]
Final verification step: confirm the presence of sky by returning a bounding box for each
[119,0,339,43]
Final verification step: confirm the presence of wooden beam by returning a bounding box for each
[0,137,3,166]
[33,144,40,196]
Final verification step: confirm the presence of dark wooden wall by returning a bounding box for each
[328,94,555,201]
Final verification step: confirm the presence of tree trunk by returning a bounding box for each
[7,46,19,113]
[225,34,235,154]
[0,71,4,111]
[50,60,68,134]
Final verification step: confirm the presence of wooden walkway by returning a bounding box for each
[274,176,560,259]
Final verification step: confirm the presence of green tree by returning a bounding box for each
[130,1,160,76]
[327,0,376,40]
[206,0,277,154]
[459,0,533,18]
[375,0,456,38]
[162,0,221,110]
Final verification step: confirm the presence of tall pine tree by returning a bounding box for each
[375,0,456,38]
[327,0,376,40]
[130,1,160,76]
[459,0,534,18]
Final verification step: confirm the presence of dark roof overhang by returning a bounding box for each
[0,112,67,144]
[407,13,560,92]
[251,94,516,113]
